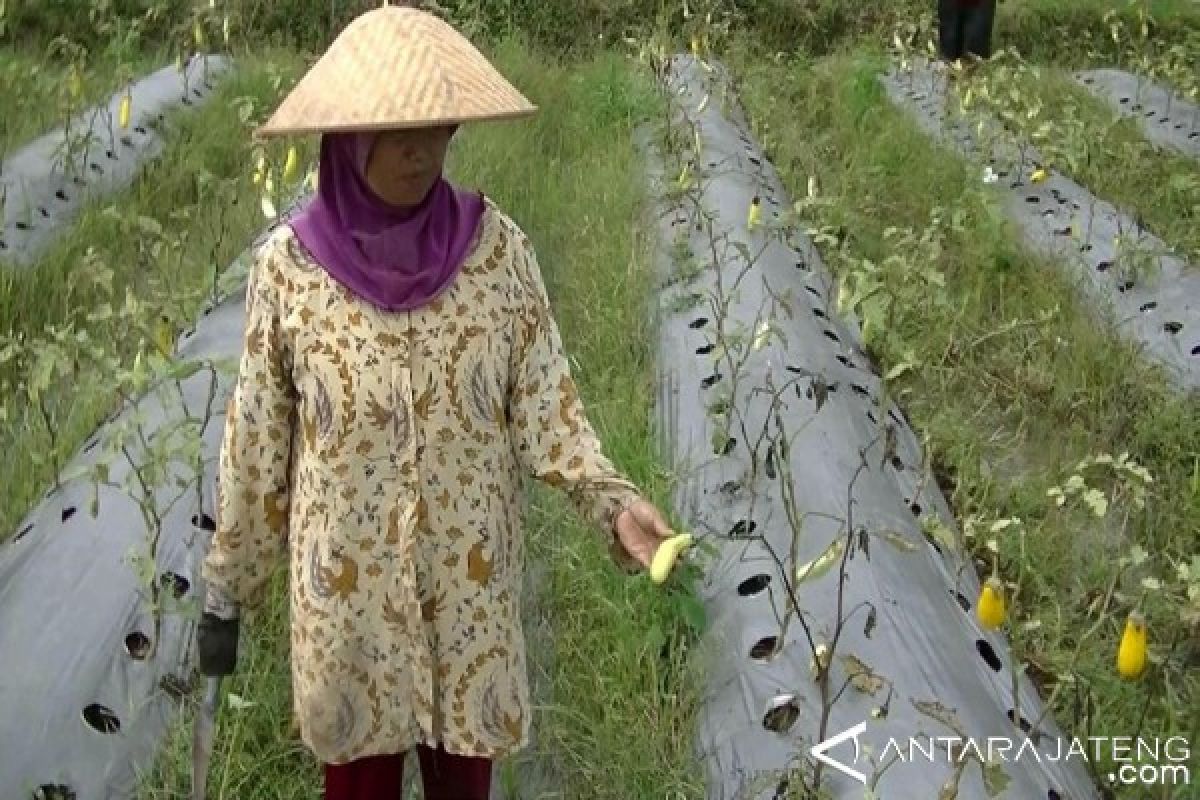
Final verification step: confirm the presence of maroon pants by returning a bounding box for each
[324,744,492,800]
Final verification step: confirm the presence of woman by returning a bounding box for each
[196,7,676,799]
[937,0,997,62]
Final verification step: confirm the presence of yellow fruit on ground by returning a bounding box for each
[650,533,694,585]
[1116,610,1148,680]
[152,315,174,357]
[1031,167,1048,184]
[118,94,132,129]
[283,147,299,183]
[747,197,762,230]
[977,578,1006,629]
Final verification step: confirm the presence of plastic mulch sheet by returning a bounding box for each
[644,54,1101,799]
[1,55,232,267]
[881,60,1200,392]
[0,208,294,799]
[1074,68,1200,160]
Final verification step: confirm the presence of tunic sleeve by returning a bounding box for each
[508,236,643,544]
[201,237,298,610]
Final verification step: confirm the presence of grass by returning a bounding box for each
[729,42,1199,796]
[0,49,310,545]
[135,39,706,800]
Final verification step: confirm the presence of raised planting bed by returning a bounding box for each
[0,209,289,799]
[1074,68,1200,160]
[0,55,231,267]
[643,53,1100,800]
[881,60,1200,392]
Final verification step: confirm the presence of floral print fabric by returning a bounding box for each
[202,201,642,764]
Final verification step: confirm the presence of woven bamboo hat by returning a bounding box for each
[256,6,537,138]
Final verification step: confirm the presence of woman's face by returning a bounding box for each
[363,126,455,208]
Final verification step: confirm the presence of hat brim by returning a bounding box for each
[254,106,538,140]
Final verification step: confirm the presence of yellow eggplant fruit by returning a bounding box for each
[650,533,694,585]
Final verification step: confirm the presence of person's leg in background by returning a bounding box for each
[325,753,408,800]
[937,0,965,62]
[963,0,998,60]
[417,743,493,800]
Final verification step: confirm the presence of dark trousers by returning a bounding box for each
[937,0,997,61]
[324,745,493,800]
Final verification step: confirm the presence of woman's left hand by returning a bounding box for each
[614,499,676,570]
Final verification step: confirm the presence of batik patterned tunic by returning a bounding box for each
[201,200,641,764]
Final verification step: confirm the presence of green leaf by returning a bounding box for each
[796,538,845,583]
[884,362,915,382]
[876,529,918,552]
[982,760,1011,797]
[679,593,707,634]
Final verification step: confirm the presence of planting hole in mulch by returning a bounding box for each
[977,639,1003,671]
[1140,301,1158,312]
[160,572,190,599]
[750,636,779,661]
[909,501,923,517]
[82,704,120,733]
[61,507,76,523]
[763,694,801,734]
[805,285,821,298]
[15,523,34,541]
[34,785,76,800]
[192,512,216,531]
[718,480,742,497]
[953,590,971,612]
[729,519,757,539]
[1096,260,1113,272]
[1192,344,1200,356]
[55,190,68,201]
[124,632,152,660]
[738,574,771,597]
[688,317,709,329]
[696,343,715,355]
[1048,790,1062,799]
[811,306,826,319]
[1164,321,1183,334]
[823,329,840,344]
[701,372,722,389]
[1007,709,1042,742]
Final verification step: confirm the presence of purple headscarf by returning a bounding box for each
[290,132,485,312]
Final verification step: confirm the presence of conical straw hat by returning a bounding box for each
[257,6,537,137]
